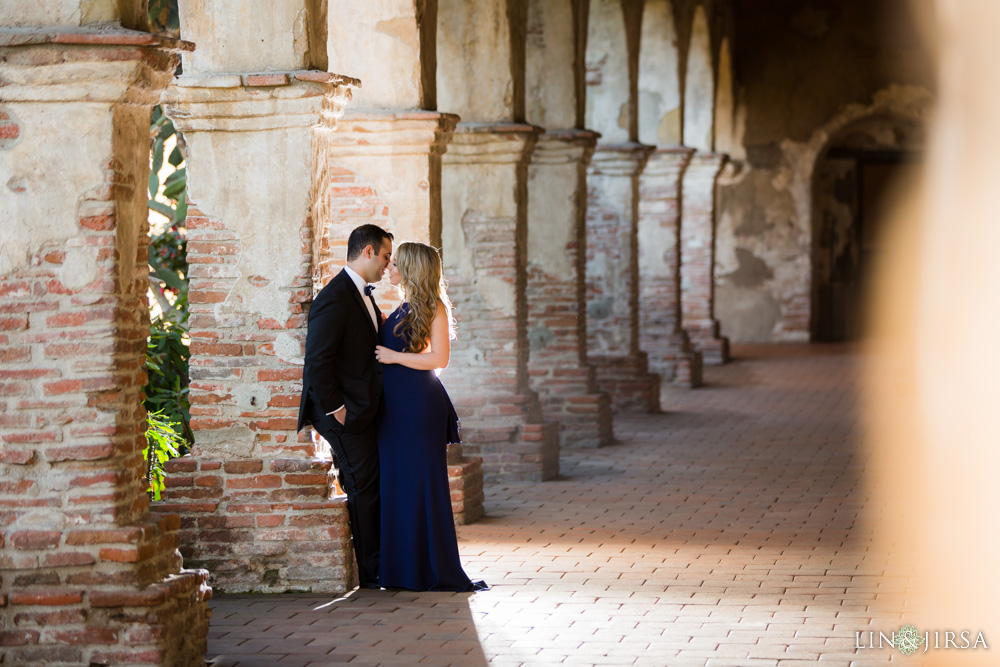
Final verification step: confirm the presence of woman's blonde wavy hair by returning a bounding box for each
[393,242,455,353]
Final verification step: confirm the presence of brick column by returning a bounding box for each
[158,72,361,593]
[585,143,661,412]
[638,148,703,389]
[441,123,559,483]
[680,152,730,365]
[315,111,484,524]
[527,129,614,449]
[324,2,485,523]
[0,29,210,664]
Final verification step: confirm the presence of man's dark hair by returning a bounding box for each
[346,224,393,261]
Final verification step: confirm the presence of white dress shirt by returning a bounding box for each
[344,266,378,330]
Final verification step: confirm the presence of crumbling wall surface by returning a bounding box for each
[714,1,934,342]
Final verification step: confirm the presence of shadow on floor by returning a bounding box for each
[207,589,488,666]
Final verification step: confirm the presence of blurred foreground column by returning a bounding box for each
[867,1,1000,664]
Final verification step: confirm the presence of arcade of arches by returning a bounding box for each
[2,0,975,663]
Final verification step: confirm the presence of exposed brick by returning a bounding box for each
[66,528,142,546]
[89,588,166,607]
[10,531,61,550]
[9,590,84,606]
[164,456,197,473]
[41,552,97,568]
[0,448,35,464]
[222,460,263,474]
[0,630,40,646]
[12,608,87,625]
[284,473,329,486]
[45,443,115,462]
[255,515,285,527]
[225,475,282,489]
[43,628,118,645]
[244,73,290,86]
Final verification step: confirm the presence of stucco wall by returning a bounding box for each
[714,1,933,342]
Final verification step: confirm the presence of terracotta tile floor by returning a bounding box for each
[205,344,917,666]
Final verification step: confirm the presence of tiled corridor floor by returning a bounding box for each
[206,345,917,666]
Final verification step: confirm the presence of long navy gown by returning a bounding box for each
[376,304,483,592]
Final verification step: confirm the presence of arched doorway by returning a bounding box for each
[811,115,924,341]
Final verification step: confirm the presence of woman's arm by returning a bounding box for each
[375,301,451,371]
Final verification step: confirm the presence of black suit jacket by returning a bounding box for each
[297,269,383,434]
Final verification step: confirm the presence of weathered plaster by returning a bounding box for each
[526,0,575,129]
[715,85,931,342]
[438,0,515,122]
[637,0,680,146]
[0,1,82,26]
[165,79,342,331]
[683,5,713,151]
[328,0,431,109]
[0,102,108,276]
[179,0,311,74]
[585,0,630,143]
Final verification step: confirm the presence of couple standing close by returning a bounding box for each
[296,224,486,592]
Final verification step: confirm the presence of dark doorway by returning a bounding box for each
[813,149,919,341]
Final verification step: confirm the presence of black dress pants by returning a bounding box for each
[307,399,380,587]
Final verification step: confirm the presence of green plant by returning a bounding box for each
[148,105,188,321]
[148,0,180,36]
[144,100,191,497]
[145,316,191,445]
[144,411,185,501]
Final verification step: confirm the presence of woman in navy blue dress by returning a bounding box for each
[373,242,486,592]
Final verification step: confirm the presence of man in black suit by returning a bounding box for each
[298,224,393,589]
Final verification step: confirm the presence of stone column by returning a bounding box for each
[680,152,730,365]
[437,0,559,482]
[0,27,210,664]
[441,124,558,482]
[317,111,484,523]
[157,72,360,593]
[527,129,614,448]
[638,148,703,389]
[321,1,485,523]
[585,143,661,412]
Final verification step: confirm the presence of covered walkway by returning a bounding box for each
[206,345,913,666]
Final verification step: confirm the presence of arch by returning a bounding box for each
[713,36,736,154]
[585,0,631,142]
[682,5,713,151]
[810,113,925,341]
[526,0,577,129]
[637,0,681,146]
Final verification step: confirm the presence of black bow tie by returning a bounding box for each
[364,285,375,296]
